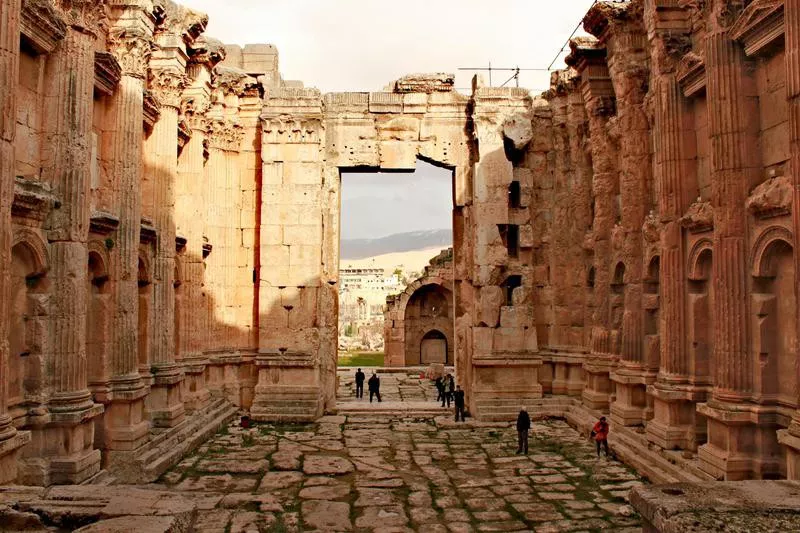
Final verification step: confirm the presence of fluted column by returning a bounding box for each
[144,68,186,427]
[696,9,759,480]
[102,8,154,457]
[26,3,105,485]
[778,0,800,480]
[0,0,31,484]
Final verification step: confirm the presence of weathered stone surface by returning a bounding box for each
[303,455,354,475]
[302,500,353,531]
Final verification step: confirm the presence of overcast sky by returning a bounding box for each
[180,0,595,239]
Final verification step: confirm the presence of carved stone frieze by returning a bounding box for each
[214,66,258,97]
[729,0,784,57]
[712,0,746,31]
[181,94,209,131]
[261,116,323,144]
[149,68,187,109]
[746,175,792,219]
[109,29,152,79]
[392,73,455,94]
[680,198,714,233]
[94,52,122,96]
[54,0,107,35]
[21,0,68,53]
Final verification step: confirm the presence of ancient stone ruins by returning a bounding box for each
[2,0,800,530]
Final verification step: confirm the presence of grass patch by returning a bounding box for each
[337,351,384,367]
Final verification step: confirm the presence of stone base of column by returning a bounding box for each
[250,352,322,422]
[147,364,186,428]
[697,400,785,481]
[18,403,104,485]
[182,357,211,413]
[609,365,656,426]
[543,350,586,397]
[103,377,151,453]
[646,381,711,451]
[582,356,617,411]
[778,419,800,480]
[470,354,543,421]
[0,417,32,484]
[207,353,256,408]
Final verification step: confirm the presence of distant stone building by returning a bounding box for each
[384,249,454,366]
[338,267,402,351]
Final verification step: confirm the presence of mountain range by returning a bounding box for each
[341,229,452,260]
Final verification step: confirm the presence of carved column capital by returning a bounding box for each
[207,119,243,151]
[180,94,210,131]
[149,68,187,109]
[109,29,151,79]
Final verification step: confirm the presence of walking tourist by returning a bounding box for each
[454,385,466,422]
[442,373,453,407]
[355,368,365,399]
[435,376,445,402]
[591,416,610,458]
[368,372,382,403]
[516,407,530,454]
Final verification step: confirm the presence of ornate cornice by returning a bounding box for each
[214,66,258,97]
[54,0,107,35]
[94,51,122,96]
[676,51,706,97]
[89,211,120,235]
[21,0,67,53]
[153,0,208,43]
[729,0,784,57]
[12,177,56,221]
[140,218,157,244]
[583,0,641,41]
[392,73,454,93]
[149,68,187,109]
[680,198,714,233]
[188,35,226,67]
[109,28,151,79]
[746,175,792,219]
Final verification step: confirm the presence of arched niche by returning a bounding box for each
[421,329,448,365]
[401,281,454,366]
[86,245,111,394]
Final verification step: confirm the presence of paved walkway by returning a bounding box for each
[337,367,455,404]
[154,414,643,532]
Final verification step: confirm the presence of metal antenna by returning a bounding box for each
[457,65,550,87]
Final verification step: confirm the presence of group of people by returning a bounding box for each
[353,368,382,403]
[353,368,611,457]
[516,408,610,458]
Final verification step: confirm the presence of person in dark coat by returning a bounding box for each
[354,368,365,399]
[368,372,381,403]
[454,385,466,422]
[516,407,530,454]
[442,373,454,407]
[435,376,444,402]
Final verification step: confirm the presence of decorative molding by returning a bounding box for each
[751,225,794,277]
[108,29,151,79]
[680,198,714,233]
[746,175,792,219]
[729,0,784,57]
[676,52,706,97]
[12,177,55,221]
[153,0,208,43]
[11,228,50,275]
[89,211,120,235]
[214,66,258,97]
[143,89,161,129]
[207,119,244,152]
[54,0,107,35]
[140,219,157,244]
[261,116,323,144]
[188,35,226,67]
[21,0,67,53]
[94,51,122,96]
[149,69,187,109]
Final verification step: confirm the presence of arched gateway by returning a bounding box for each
[250,76,542,421]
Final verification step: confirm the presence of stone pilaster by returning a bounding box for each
[0,0,32,485]
[778,0,800,480]
[144,67,186,427]
[102,3,153,461]
[696,1,760,480]
[643,0,706,450]
[23,2,106,485]
[567,39,619,411]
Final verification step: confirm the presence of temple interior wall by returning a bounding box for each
[2,0,800,487]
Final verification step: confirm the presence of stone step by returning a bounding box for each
[81,469,117,486]
[138,399,230,463]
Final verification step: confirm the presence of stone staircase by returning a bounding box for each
[250,386,320,422]
[109,397,238,484]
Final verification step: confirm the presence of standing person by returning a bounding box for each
[368,372,382,403]
[447,373,455,405]
[516,407,530,454]
[435,376,444,403]
[354,368,365,399]
[591,416,610,458]
[454,385,466,422]
[442,373,452,408]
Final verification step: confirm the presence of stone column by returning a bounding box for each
[567,39,619,411]
[778,0,800,479]
[644,1,703,450]
[26,3,105,485]
[144,67,186,427]
[103,3,153,459]
[0,0,31,484]
[696,3,760,480]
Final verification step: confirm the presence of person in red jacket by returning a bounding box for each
[591,416,609,458]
